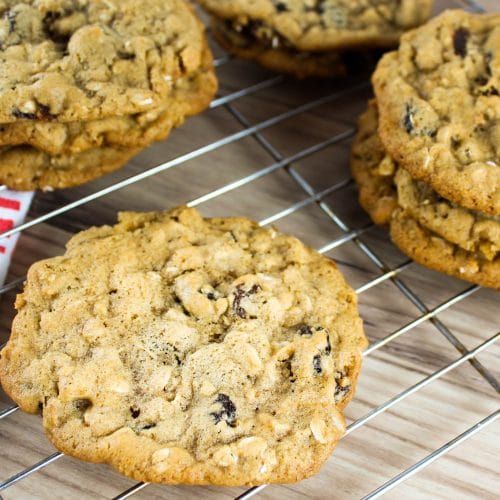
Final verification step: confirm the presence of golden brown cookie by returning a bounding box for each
[0,208,366,485]
[0,145,139,191]
[391,211,500,290]
[351,100,500,289]
[373,10,500,215]
[201,0,433,78]
[212,19,347,79]
[0,44,217,155]
[350,99,398,225]
[0,207,367,486]
[0,0,210,123]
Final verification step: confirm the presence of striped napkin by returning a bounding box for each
[0,189,34,286]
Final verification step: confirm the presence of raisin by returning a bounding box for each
[206,292,216,300]
[297,324,313,336]
[118,51,135,60]
[403,104,415,134]
[130,406,141,418]
[475,75,489,86]
[313,354,322,374]
[334,384,351,403]
[479,87,499,96]
[142,423,156,430]
[38,104,55,121]
[43,11,70,45]
[12,108,37,120]
[232,284,261,319]
[281,358,296,382]
[453,28,469,58]
[74,399,91,411]
[210,393,237,427]
[325,334,331,355]
[4,10,16,34]
[275,2,288,12]
[11,103,55,121]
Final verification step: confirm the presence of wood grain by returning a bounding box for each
[0,1,498,499]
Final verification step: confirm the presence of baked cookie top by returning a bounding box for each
[0,207,367,486]
[373,10,500,215]
[199,0,433,52]
[0,0,208,123]
[0,45,217,155]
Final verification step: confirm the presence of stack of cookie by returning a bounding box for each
[0,0,217,191]
[197,0,434,78]
[352,10,499,289]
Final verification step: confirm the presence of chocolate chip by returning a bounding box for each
[130,406,140,418]
[142,423,156,430]
[210,393,237,427]
[313,354,322,374]
[275,2,288,12]
[403,104,415,134]
[453,28,469,58]
[206,292,216,300]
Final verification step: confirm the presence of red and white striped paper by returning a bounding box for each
[0,189,34,286]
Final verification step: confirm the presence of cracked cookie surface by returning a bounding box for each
[351,100,500,289]
[373,10,500,215]
[0,0,209,123]
[0,206,367,485]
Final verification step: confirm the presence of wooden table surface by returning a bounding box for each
[1,1,498,499]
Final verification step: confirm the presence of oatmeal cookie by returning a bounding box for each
[0,206,367,485]
[0,0,210,123]
[373,10,500,215]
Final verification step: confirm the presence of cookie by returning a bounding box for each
[0,207,367,486]
[201,0,433,77]
[0,45,217,155]
[201,1,434,51]
[0,144,139,191]
[212,19,346,79]
[351,100,500,289]
[350,99,398,225]
[391,211,500,290]
[395,168,500,265]
[0,0,209,123]
[373,10,500,215]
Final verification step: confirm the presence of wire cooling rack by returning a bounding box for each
[0,0,498,498]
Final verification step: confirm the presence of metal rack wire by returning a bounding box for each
[0,0,498,498]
